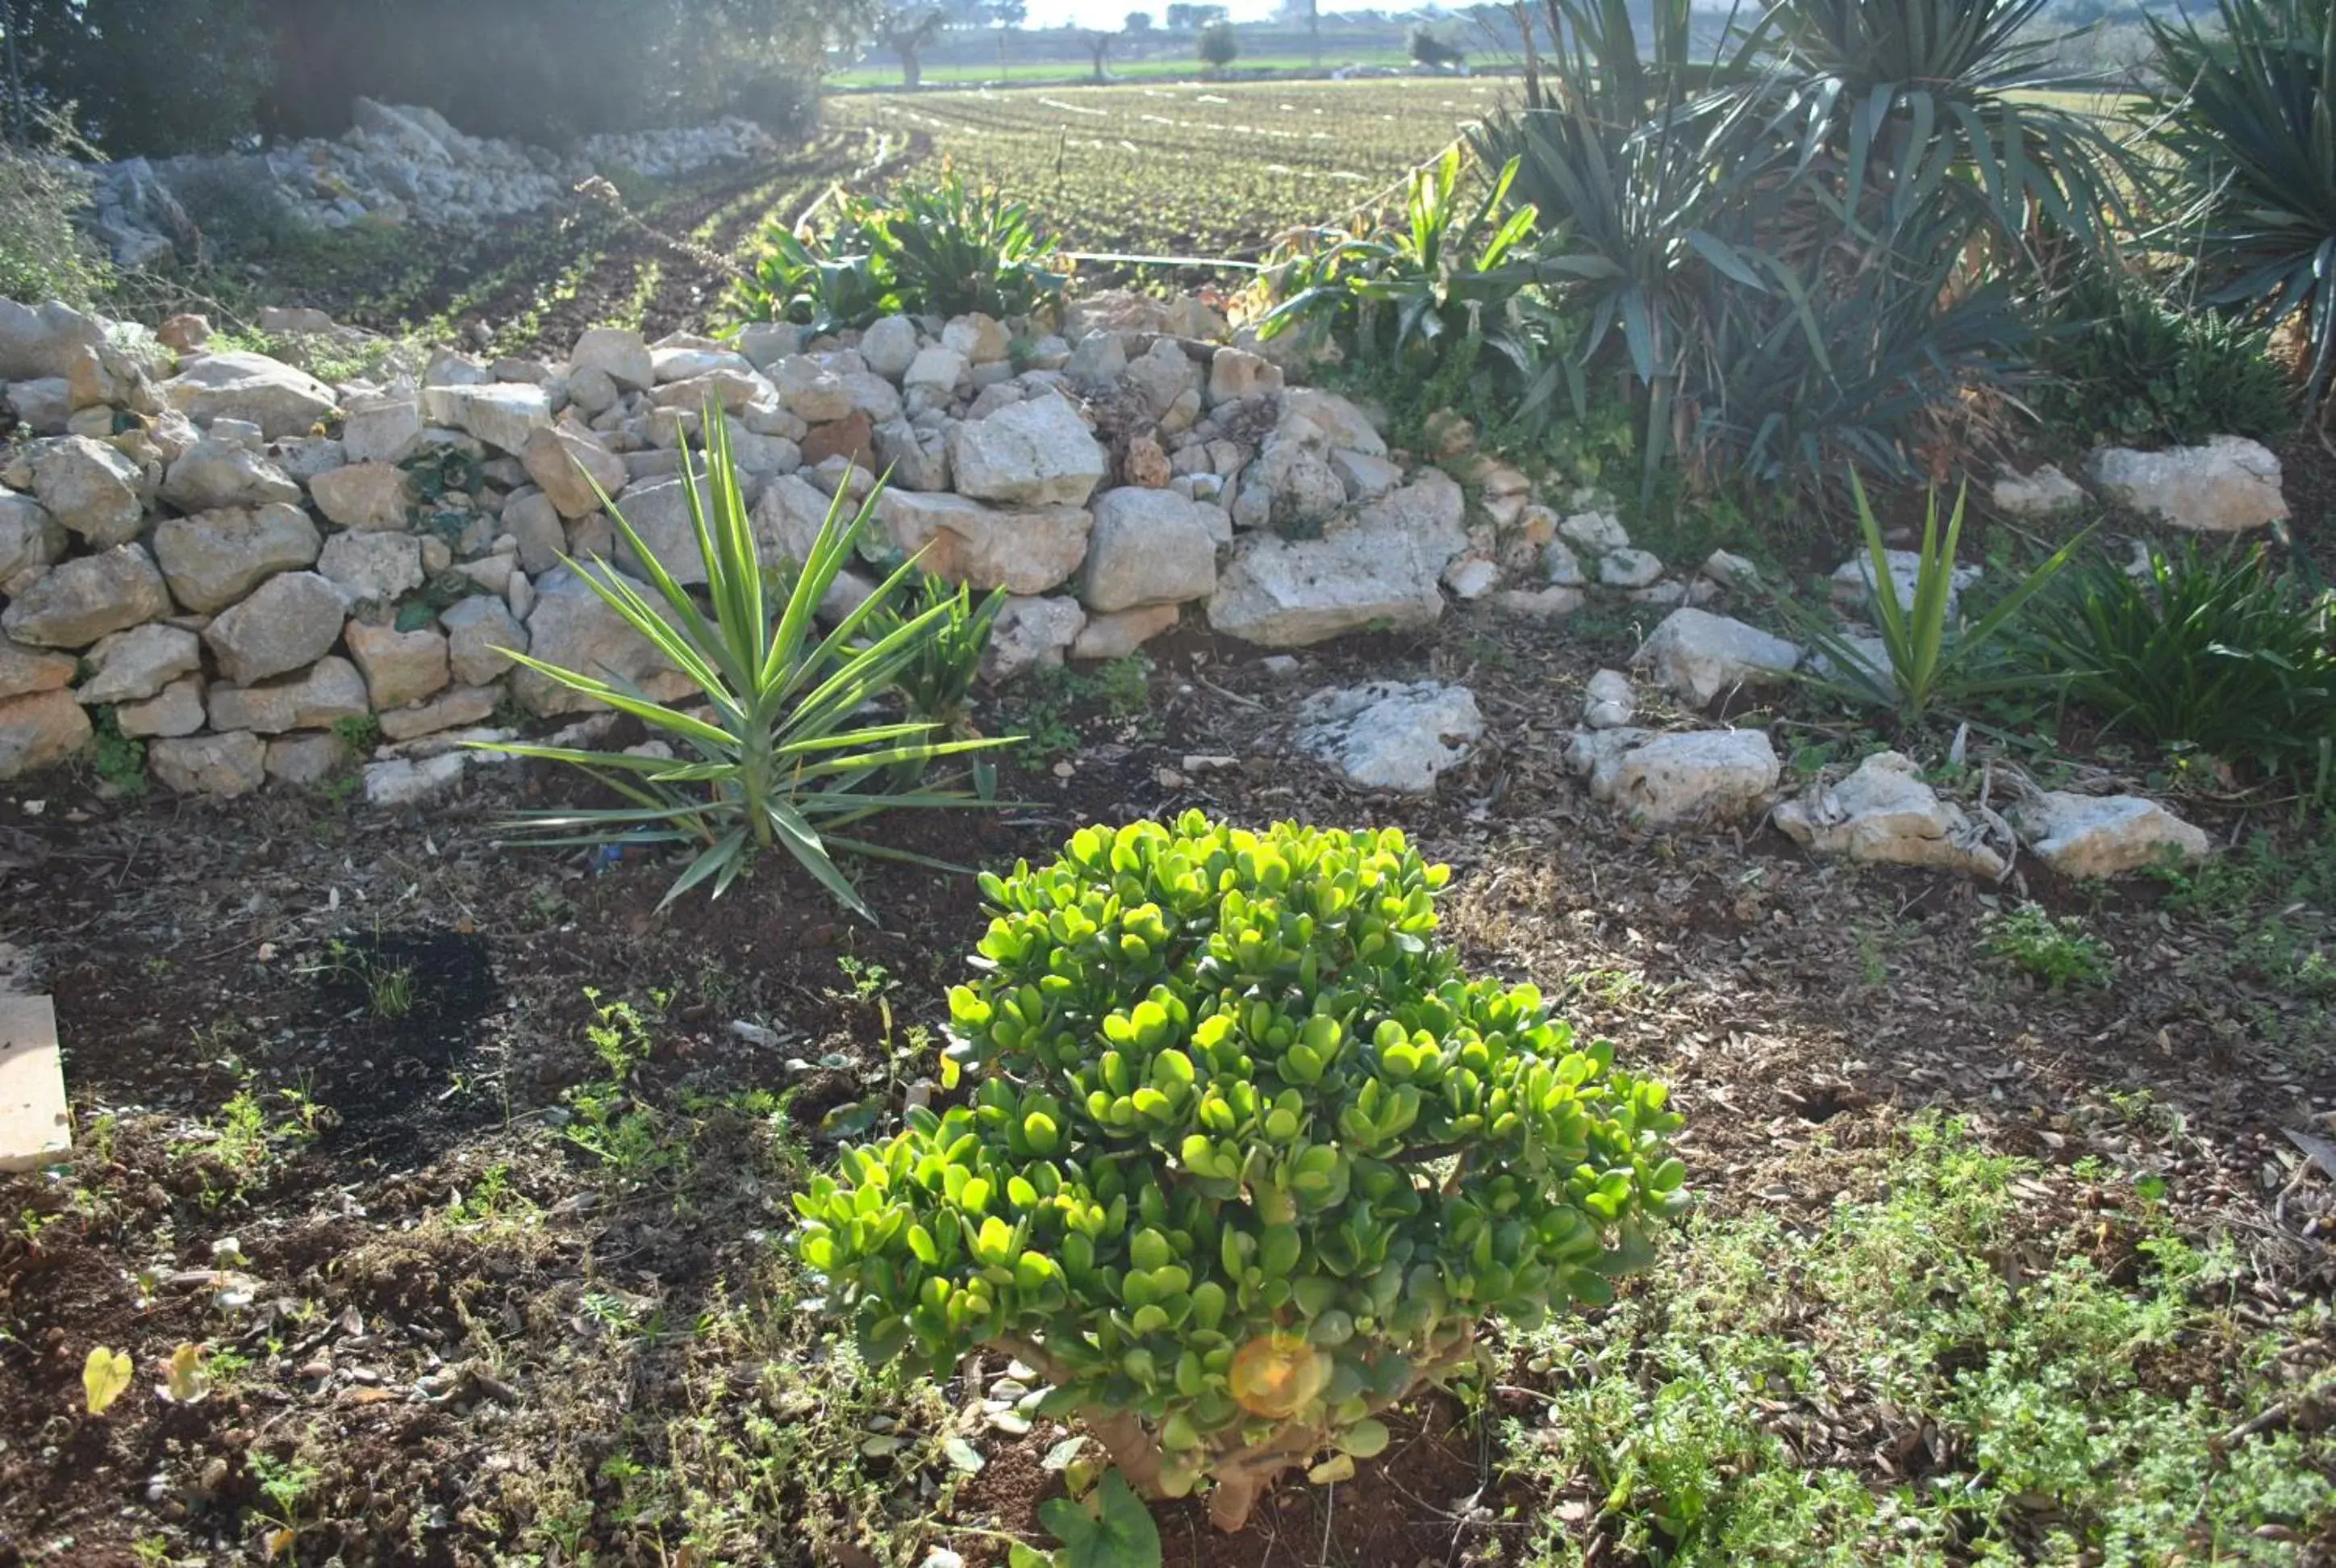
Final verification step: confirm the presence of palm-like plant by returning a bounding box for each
[2143,0,2336,417]
[477,421,1012,918]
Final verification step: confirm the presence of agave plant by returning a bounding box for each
[1792,472,2081,723]
[2142,0,2336,416]
[477,420,1011,918]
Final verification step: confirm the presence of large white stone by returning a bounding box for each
[308,461,413,532]
[1280,389,1385,458]
[116,676,206,738]
[422,382,551,455]
[206,655,370,734]
[77,623,201,705]
[0,639,74,701]
[340,394,424,465]
[345,622,451,709]
[1775,750,2009,878]
[1207,471,1467,648]
[1829,550,1982,619]
[32,436,146,546]
[2009,791,2211,878]
[1568,727,1780,827]
[982,595,1086,681]
[1635,608,1800,707]
[877,490,1092,595]
[0,490,62,580]
[149,731,266,797]
[1296,680,1482,794]
[202,571,346,686]
[514,563,692,715]
[161,352,336,440]
[947,394,1108,508]
[441,595,528,686]
[860,316,921,382]
[570,327,655,392]
[2089,437,2288,532]
[2,544,172,648]
[1079,488,1219,611]
[523,424,628,519]
[152,503,321,612]
[0,689,90,780]
[319,530,425,605]
[1992,465,2088,519]
[160,437,302,513]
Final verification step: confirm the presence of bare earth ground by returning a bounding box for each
[1,605,2331,1566]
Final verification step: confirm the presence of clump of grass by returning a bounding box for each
[1982,902,2115,990]
[1511,1116,2334,1566]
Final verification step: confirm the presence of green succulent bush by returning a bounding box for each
[795,815,1687,1532]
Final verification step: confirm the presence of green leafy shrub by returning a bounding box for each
[795,815,1687,1531]
[2032,277,2292,448]
[1198,20,1239,69]
[859,573,1005,741]
[2029,541,2336,799]
[1983,903,2114,989]
[732,173,1064,332]
[477,419,1010,917]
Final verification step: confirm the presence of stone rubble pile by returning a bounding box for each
[85,100,777,268]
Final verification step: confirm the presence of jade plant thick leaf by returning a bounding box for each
[795,814,1687,1530]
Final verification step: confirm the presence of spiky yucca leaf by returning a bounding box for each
[473,417,1011,919]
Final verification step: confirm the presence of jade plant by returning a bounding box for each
[794,815,1687,1531]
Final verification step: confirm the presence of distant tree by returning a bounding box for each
[1164,2,1197,27]
[1198,18,1237,69]
[1124,10,1153,32]
[11,0,273,153]
[1082,27,1113,81]
[883,5,945,88]
[1408,23,1465,69]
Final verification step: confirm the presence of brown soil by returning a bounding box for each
[1,610,2330,1566]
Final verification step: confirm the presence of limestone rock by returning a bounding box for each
[947,394,1108,508]
[2009,791,2211,878]
[378,683,499,741]
[2089,437,2288,532]
[1124,338,1200,420]
[77,623,200,705]
[340,394,423,465]
[943,313,1011,365]
[150,731,266,797]
[522,424,627,519]
[1208,473,1467,648]
[1207,347,1283,407]
[0,639,75,701]
[860,315,921,382]
[982,594,1087,681]
[1775,751,2009,877]
[308,461,414,532]
[1992,464,2088,519]
[905,346,969,394]
[1583,668,1636,729]
[1635,608,1800,707]
[33,436,146,546]
[265,732,350,785]
[1830,550,1981,618]
[364,751,471,806]
[441,596,527,686]
[152,503,321,612]
[571,327,655,392]
[318,530,424,606]
[1490,585,1584,620]
[160,437,302,513]
[1280,389,1385,458]
[611,473,720,586]
[874,419,950,491]
[207,655,369,734]
[1599,548,1665,589]
[1072,603,1180,661]
[515,563,691,715]
[1295,680,1482,794]
[422,382,550,455]
[161,352,336,440]
[878,490,1092,595]
[0,298,106,382]
[2,544,172,648]
[1329,448,1400,505]
[345,622,451,708]
[774,357,852,423]
[117,675,206,739]
[1079,488,1219,612]
[1233,436,1347,534]
[0,490,62,579]
[1568,727,1780,827]
[0,689,90,780]
[202,571,346,685]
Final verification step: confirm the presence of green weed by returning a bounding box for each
[1982,903,2116,990]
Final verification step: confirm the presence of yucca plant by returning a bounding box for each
[2142,0,2336,417]
[2033,541,2336,798]
[1792,472,2081,723]
[476,420,1012,918]
[862,572,1007,742]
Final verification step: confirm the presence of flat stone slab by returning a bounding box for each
[0,993,67,1173]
